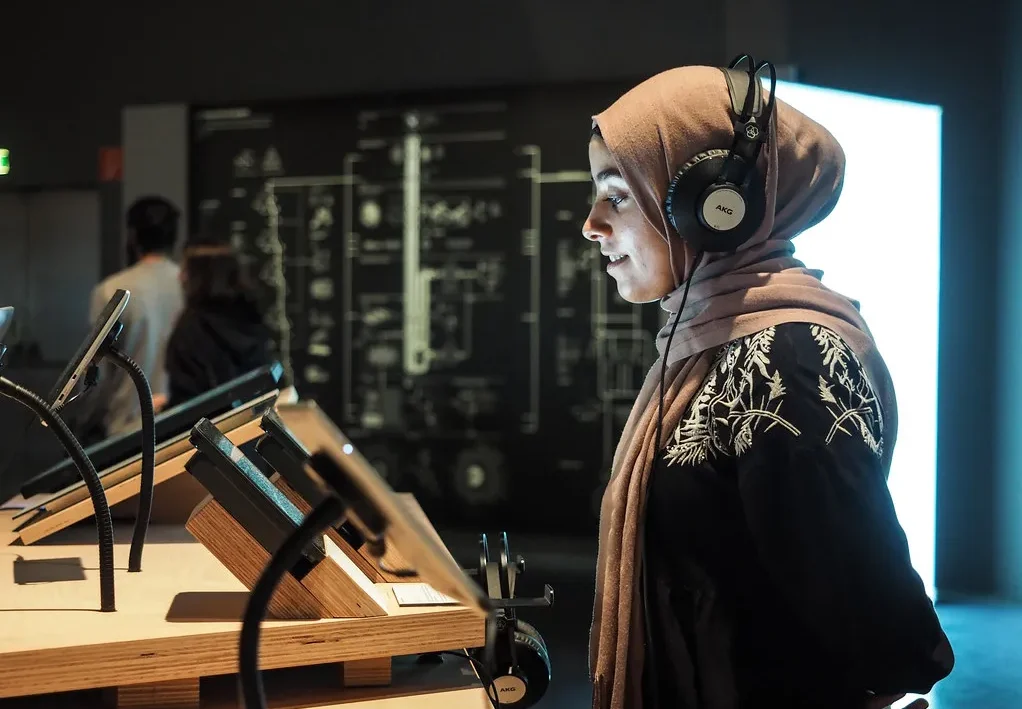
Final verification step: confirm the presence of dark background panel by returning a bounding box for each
[189,82,657,534]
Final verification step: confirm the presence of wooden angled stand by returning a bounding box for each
[253,411,419,585]
[185,495,388,621]
[267,473,417,583]
[183,418,389,621]
[8,390,282,546]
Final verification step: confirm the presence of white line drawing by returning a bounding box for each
[253,183,293,383]
[195,101,659,515]
[516,146,542,434]
[262,146,283,175]
[340,102,527,449]
[402,114,431,376]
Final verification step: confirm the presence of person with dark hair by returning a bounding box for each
[79,196,184,437]
[164,230,273,408]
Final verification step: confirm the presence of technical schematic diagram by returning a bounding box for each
[189,81,660,533]
[529,172,659,517]
[191,113,339,398]
[339,102,538,507]
[257,177,343,389]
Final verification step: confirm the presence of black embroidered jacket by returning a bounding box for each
[642,322,953,709]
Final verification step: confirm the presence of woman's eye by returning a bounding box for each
[604,194,627,208]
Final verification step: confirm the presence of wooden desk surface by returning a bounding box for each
[0,523,486,700]
[0,655,493,708]
[0,498,32,544]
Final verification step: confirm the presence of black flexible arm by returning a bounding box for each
[104,346,154,573]
[238,496,346,709]
[0,376,116,612]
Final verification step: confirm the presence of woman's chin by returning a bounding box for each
[612,280,647,304]
[613,279,671,305]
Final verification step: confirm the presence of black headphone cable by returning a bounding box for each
[641,248,704,708]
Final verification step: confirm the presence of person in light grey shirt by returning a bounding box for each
[83,196,184,437]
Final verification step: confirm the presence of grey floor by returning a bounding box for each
[441,532,1022,709]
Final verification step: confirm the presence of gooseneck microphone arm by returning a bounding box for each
[238,496,346,709]
[103,346,154,573]
[0,377,116,612]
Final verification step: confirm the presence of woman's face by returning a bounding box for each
[583,136,677,303]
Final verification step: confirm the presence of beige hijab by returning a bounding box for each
[588,66,898,709]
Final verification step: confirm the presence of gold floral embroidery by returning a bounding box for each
[809,325,883,457]
[665,326,798,466]
[663,325,883,467]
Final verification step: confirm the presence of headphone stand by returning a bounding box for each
[467,532,555,708]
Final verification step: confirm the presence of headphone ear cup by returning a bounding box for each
[665,150,767,254]
[514,619,551,672]
[487,619,550,708]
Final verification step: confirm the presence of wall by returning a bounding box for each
[0,191,101,359]
[787,3,1005,598]
[997,0,1022,602]
[122,104,190,262]
[0,0,725,190]
[0,0,1007,597]
[0,191,103,502]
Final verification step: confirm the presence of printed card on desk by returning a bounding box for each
[392,583,460,607]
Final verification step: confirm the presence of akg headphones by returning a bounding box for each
[482,616,551,707]
[468,533,553,708]
[663,54,778,254]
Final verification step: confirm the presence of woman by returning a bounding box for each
[164,232,273,408]
[585,63,953,709]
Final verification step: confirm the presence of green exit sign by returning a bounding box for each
[0,149,9,175]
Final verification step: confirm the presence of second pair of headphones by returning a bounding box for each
[663,54,779,254]
[468,532,553,708]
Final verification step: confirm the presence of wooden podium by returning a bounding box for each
[0,397,491,708]
[0,520,488,709]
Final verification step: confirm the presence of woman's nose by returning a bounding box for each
[582,211,610,241]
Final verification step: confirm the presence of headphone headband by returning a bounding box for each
[722,66,763,121]
[662,53,778,254]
